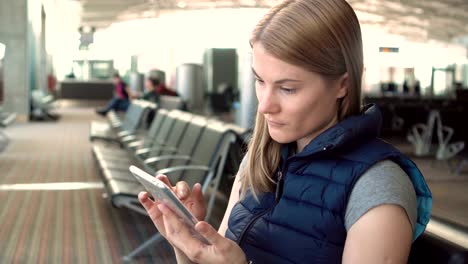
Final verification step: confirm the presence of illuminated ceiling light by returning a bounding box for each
[0,42,5,60]
[79,25,95,33]
[177,1,187,8]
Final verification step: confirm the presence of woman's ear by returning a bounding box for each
[336,73,349,99]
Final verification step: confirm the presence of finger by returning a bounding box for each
[138,191,154,211]
[139,192,164,223]
[192,183,204,204]
[156,174,178,193]
[159,204,206,256]
[175,181,191,200]
[156,174,173,187]
[195,221,225,246]
[158,204,188,236]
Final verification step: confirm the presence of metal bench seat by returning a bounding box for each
[0,111,17,127]
[98,115,206,174]
[89,100,156,143]
[0,110,16,152]
[99,118,237,261]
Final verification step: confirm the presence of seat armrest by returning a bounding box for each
[118,130,133,137]
[135,147,151,156]
[144,155,191,166]
[156,165,209,176]
[136,145,177,156]
[0,113,16,127]
[128,140,144,149]
[122,135,137,143]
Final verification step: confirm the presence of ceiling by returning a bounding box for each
[76,0,468,43]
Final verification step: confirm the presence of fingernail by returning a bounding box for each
[178,189,187,198]
[196,223,207,233]
[157,204,167,212]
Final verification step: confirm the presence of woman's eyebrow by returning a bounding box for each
[252,67,301,84]
[252,68,261,79]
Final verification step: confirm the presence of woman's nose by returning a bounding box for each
[257,89,279,114]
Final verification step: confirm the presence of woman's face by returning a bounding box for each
[252,42,348,152]
[144,79,154,91]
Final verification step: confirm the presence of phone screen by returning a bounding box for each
[129,165,211,244]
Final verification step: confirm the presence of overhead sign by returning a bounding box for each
[79,26,96,49]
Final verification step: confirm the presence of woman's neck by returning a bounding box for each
[296,115,339,153]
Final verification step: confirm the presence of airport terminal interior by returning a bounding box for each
[0,0,468,263]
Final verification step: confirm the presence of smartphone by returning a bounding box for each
[129,165,210,244]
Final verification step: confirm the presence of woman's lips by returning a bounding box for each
[267,119,285,127]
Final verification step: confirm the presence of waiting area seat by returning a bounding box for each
[158,95,186,111]
[89,100,157,144]
[30,89,59,120]
[0,108,16,152]
[90,106,247,261]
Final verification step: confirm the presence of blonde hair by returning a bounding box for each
[242,0,363,198]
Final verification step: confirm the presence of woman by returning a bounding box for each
[139,0,432,263]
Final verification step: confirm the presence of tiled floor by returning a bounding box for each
[0,104,177,263]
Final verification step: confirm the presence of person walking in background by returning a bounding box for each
[96,73,130,116]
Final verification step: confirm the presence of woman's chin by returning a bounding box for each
[268,131,294,144]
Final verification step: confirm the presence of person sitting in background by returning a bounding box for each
[141,77,178,103]
[96,73,130,116]
[155,79,178,97]
[141,77,160,103]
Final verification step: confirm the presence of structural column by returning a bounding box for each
[0,0,30,117]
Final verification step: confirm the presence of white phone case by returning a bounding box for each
[129,165,210,244]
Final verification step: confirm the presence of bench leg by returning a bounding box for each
[452,159,468,176]
[0,130,10,152]
[123,233,165,262]
[205,141,232,221]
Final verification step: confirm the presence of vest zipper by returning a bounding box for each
[237,159,288,245]
[275,157,289,203]
[237,207,273,246]
[275,171,283,202]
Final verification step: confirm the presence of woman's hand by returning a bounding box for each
[138,174,206,239]
[158,203,247,264]
[138,174,246,263]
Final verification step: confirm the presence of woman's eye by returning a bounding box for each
[255,79,265,85]
[280,87,296,94]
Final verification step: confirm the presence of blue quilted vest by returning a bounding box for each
[225,104,432,264]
